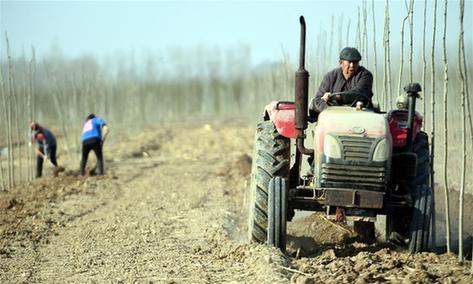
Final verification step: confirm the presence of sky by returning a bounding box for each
[0,0,472,66]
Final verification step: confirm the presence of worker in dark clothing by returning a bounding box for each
[80,113,109,176]
[31,122,59,178]
[310,47,373,114]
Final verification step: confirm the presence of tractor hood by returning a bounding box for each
[315,106,390,152]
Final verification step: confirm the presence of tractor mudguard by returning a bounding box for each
[264,101,299,139]
[388,110,423,148]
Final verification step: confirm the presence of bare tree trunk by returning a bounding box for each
[338,14,344,52]
[44,63,70,152]
[382,0,389,109]
[27,49,33,181]
[346,19,351,46]
[458,3,472,155]
[386,15,392,108]
[441,0,451,255]
[408,0,414,83]
[5,33,15,188]
[362,0,369,65]
[69,75,80,152]
[383,0,392,110]
[429,0,438,252]
[20,53,28,183]
[0,64,6,191]
[422,0,428,128]
[356,5,361,49]
[457,0,466,262]
[31,47,36,128]
[322,30,328,71]
[329,15,334,62]
[0,157,5,191]
[0,60,11,190]
[371,0,378,98]
[19,74,27,183]
[397,14,409,97]
[11,68,21,184]
[29,48,36,181]
[465,77,473,149]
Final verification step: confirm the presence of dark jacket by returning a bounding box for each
[310,66,373,112]
[33,127,57,156]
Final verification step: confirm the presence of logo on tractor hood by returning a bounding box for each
[351,126,365,134]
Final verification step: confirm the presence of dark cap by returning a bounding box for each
[339,47,362,62]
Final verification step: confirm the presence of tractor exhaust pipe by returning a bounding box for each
[295,16,309,131]
[295,16,314,156]
[404,83,422,152]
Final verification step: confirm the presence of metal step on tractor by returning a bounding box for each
[248,16,433,254]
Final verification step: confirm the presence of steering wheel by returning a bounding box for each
[326,93,342,106]
[349,94,372,107]
[329,91,372,108]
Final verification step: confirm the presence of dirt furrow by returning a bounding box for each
[1,122,472,283]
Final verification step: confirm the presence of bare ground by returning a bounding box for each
[1,121,472,283]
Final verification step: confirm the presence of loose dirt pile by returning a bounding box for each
[1,121,472,283]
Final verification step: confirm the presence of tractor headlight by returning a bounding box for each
[324,135,342,159]
[373,138,390,161]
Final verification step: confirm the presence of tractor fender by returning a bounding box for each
[388,110,423,148]
[263,101,299,139]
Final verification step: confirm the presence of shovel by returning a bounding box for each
[36,149,65,176]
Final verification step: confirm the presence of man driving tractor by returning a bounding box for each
[310,47,373,114]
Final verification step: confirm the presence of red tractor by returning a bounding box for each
[248,16,433,253]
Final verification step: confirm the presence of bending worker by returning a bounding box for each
[31,122,59,178]
[80,113,109,176]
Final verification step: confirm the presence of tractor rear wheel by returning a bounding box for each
[408,184,432,253]
[411,132,431,190]
[268,176,287,251]
[248,121,290,244]
[407,132,433,253]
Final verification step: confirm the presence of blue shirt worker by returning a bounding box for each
[80,113,109,176]
[31,122,58,178]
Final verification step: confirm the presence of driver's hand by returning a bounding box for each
[321,92,332,102]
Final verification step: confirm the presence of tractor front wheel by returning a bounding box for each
[248,121,290,244]
[267,176,287,251]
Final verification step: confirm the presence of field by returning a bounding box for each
[1,121,472,283]
[1,0,473,281]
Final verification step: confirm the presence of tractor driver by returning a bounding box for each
[309,47,373,116]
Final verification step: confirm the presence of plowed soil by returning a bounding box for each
[1,121,472,283]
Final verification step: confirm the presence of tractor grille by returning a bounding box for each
[339,136,375,161]
[320,163,386,190]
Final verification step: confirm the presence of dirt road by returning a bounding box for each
[1,122,472,283]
